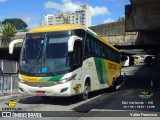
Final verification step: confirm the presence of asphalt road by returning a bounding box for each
[0,63,160,119]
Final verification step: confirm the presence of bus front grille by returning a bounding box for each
[25,82,58,87]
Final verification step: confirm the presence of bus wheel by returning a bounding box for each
[109,80,116,92]
[79,82,89,101]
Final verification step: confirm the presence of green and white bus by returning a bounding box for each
[9,24,122,100]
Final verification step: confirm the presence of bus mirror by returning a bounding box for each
[9,39,23,54]
[68,36,82,52]
[72,41,83,66]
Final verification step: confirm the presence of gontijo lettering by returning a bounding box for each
[108,63,117,70]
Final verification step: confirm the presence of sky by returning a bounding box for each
[0,0,130,28]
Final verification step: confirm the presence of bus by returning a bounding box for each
[133,55,141,65]
[121,55,129,67]
[9,24,122,101]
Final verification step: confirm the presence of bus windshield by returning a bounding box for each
[20,31,71,76]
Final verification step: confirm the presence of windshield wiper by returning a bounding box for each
[27,47,43,74]
[46,62,56,76]
[42,53,56,76]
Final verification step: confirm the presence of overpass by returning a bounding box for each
[125,0,160,59]
[89,0,160,57]
[0,32,26,61]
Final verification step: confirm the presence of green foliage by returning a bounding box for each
[63,17,69,24]
[1,22,16,37]
[2,18,28,30]
[0,22,17,46]
[118,17,125,22]
[58,11,70,24]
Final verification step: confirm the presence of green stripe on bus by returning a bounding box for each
[48,74,64,82]
[94,58,108,84]
[40,74,64,82]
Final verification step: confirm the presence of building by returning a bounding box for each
[41,4,91,27]
[43,14,56,26]
[75,5,91,27]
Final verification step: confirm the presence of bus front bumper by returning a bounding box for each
[18,82,73,97]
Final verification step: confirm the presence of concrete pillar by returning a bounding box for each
[157,52,160,63]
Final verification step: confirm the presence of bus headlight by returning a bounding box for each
[57,74,77,84]
[18,79,25,83]
[18,74,25,83]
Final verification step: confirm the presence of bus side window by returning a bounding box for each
[102,45,106,58]
[85,36,91,54]
[89,36,94,55]
[106,46,109,60]
[96,42,101,57]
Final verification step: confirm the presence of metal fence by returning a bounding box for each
[0,74,19,95]
[0,59,19,74]
[0,59,19,95]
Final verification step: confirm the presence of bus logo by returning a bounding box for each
[74,84,81,94]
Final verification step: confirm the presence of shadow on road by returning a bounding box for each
[18,88,114,106]
[19,63,160,113]
[19,95,81,105]
[73,64,160,112]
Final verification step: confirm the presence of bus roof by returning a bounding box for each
[28,24,86,33]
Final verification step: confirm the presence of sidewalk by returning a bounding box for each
[0,89,24,101]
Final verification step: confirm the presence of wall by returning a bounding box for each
[89,21,138,45]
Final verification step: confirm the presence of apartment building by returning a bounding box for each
[41,4,91,27]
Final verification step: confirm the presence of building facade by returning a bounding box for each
[41,4,91,27]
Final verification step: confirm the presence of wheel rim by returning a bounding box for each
[83,84,88,98]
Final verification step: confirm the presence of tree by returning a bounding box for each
[58,11,70,24]
[117,17,125,22]
[2,18,28,30]
[0,22,17,46]
[63,16,69,24]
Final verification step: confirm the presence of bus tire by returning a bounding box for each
[109,79,116,92]
[79,82,89,101]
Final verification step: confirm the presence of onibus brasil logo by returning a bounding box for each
[139,91,153,99]
[5,100,17,108]
[2,100,22,111]
[2,100,42,117]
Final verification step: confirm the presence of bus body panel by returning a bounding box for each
[18,57,120,96]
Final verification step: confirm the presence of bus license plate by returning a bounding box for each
[36,91,45,96]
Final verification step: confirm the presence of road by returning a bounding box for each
[0,63,160,119]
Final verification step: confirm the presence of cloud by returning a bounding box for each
[103,18,115,23]
[44,1,80,13]
[62,0,71,3]
[90,6,110,17]
[44,0,110,17]
[0,0,7,3]
[22,13,39,28]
